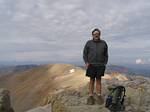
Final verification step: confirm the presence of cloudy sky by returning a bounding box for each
[0,0,150,65]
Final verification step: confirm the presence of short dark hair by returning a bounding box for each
[92,28,101,35]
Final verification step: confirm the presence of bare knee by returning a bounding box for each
[96,77,101,81]
[90,77,95,84]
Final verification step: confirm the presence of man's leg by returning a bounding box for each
[87,77,95,105]
[95,77,104,105]
[89,77,95,96]
[96,77,102,95]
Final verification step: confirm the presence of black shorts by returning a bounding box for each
[86,64,106,78]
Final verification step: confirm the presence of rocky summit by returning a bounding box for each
[26,65,150,112]
[0,64,150,112]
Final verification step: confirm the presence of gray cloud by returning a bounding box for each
[0,0,150,65]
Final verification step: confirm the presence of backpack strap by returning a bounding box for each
[121,86,126,104]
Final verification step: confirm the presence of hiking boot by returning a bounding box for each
[95,94,104,105]
[87,96,95,105]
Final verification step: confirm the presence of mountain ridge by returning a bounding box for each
[0,63,150,112]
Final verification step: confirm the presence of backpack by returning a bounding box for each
[0,88,14,112]
[105,85,126,112]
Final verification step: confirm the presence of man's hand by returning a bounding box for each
[85,63,90,69]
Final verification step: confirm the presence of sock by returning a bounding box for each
[89,93,93,96]
[97,93,101,96]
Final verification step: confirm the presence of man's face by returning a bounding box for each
[92,30,101,40]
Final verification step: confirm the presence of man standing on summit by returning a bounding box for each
[83,28,108,105]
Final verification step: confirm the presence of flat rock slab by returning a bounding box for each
[67,105,110,112]
[26,104,51,112]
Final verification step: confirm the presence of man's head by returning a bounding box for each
[92,28,101,41]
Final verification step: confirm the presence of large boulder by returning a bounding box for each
[0,88,14,112]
